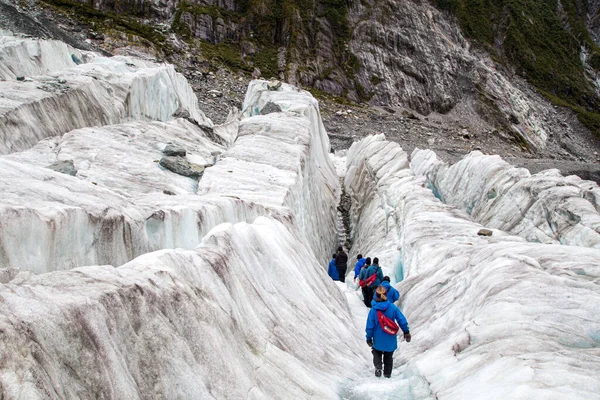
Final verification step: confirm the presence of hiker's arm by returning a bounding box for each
[395,309,410,334]
[365,310,376,341]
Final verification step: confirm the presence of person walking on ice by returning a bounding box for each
[335,246,348,283]
[366,286,411,378]
[353,254,366,282]
[358,257,373,307]
[327,254,339,281]
[371,276,399,306]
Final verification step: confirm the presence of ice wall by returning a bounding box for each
[411,149,600,248]
[344,135,409,281]
[0,34,211,154]
[0,217,365,399]
[0,35,89,80]
[345,135,600,399]
[0,80,339,273]
[200,80,340,263]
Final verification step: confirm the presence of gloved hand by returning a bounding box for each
[404,332,411,343]
[366,339,373,348]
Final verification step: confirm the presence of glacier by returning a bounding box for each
[1,32,600,400]
[345,135,600,399]
[411,149,600,248]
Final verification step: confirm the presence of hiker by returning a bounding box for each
[365,257,384,290]
[353,254,367,282]
[327,254,339,281]
[335,246,348,283]
[366,285,411,378]
[371,276,400,306]
[358,257,373,307]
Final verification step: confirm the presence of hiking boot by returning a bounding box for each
[384,374,391,378]
[375,369,382,377]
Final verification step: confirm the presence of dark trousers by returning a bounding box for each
[372,349,394,377]
[337,266,347,282]
[362,286,374,307]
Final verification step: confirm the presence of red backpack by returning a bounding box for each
[377,310,399,335]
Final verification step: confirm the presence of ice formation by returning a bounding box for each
[345,135,600,399]
[2,32,600,400]
[411,149,600,248]
[0,35,211,154]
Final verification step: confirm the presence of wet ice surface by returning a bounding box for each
[2,33,600,399]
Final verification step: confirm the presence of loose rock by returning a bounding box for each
[159,156,205,178]
[163,144,187,157]
[46,159,77,176]
[259,101,282,115]
[267,80,282,91]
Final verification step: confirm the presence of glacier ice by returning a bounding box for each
[411,149,600,248]
[0,218,364,399]
[2,32,600,400]
[345,135,600,399]
[0,34,211,155]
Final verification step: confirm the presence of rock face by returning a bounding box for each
[21,0,598,152]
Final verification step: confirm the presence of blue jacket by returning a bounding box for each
[327,259,339,281]
[371,281,400,306]
[366,300,409,352]
[354,257,366,278]
[358,264,370,283]
[365,264,384,288]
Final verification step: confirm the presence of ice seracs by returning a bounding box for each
[411,149,600,248]
[0,34,211,155]
[345,135,600,399]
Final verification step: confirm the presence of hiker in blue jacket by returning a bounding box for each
[358,257,372,307]
[365,257,384,289]
[327,254,339,281]
[371,276,400,306]
[353,254,366,281]
[366,285,411,378]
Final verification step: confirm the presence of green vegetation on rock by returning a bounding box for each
[435,0,600,134]
[42,0,169,50]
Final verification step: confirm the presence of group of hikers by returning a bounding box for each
[328,246,411,378]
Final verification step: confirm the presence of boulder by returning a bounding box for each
[259,101,282,115]
[46,159,77,176]
[477,228,493,236]
[267,80,282,91]
[163,144,187,157]
[159,156,205,178]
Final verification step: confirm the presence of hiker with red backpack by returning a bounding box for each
[366,285,411,378]
[358,257,372,307]
[364,257,384,290]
